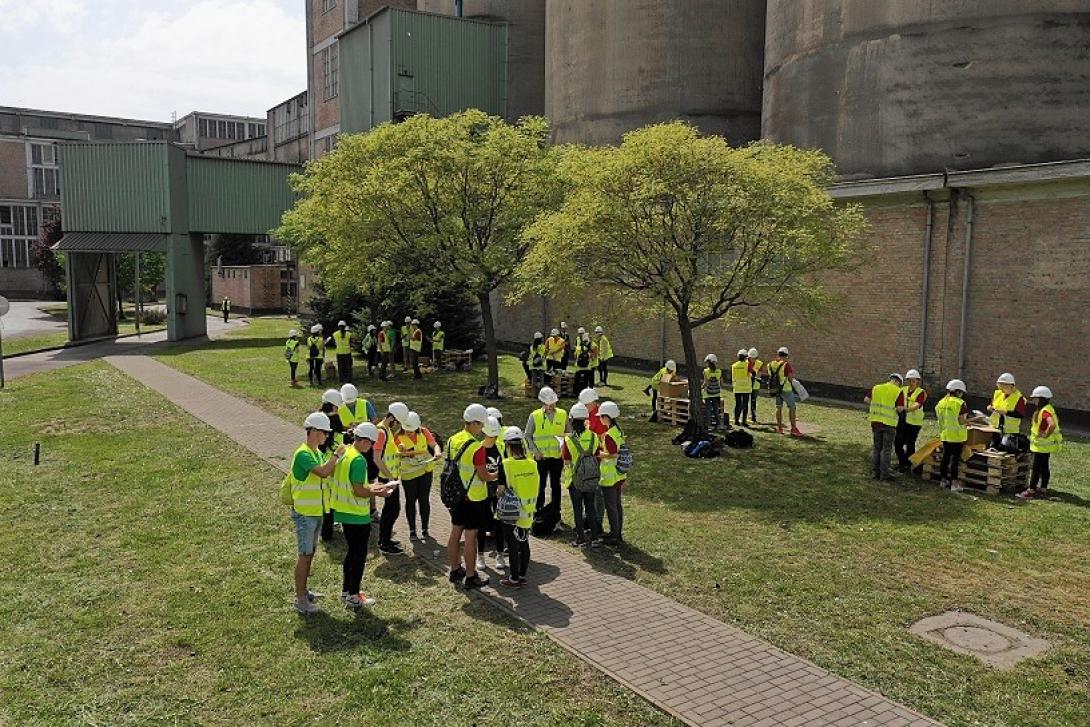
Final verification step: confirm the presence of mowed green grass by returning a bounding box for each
[155,317,1090,727]
[0,363,675,726]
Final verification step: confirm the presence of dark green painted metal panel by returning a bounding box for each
[58,142,171,232]
[186,156,300,234]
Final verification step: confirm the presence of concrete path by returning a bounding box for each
[0,300,69,338]
[105,353,941,727]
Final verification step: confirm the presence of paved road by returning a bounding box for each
[0,300,68,339]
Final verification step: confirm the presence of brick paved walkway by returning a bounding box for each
[107,352,942,727]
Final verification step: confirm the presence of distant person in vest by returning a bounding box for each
[377,320,393,380]
[987,373,1027,444]
[864,373,905,481]
[545,328,565,372]
[400,316,412,372]
[221,296,231,323]
[528,332,547,390]
[306,324,325,386]
[895,369,928,473]
[1018,386,1063,500]
[284,329,302,387]
[559,321,572,369]
[936,379,970,490]
[362,324,378,377]
[446,403,490,590]
[430,321,445,370]
[593,326,613,386]
[472,416,507,574]
[408,318,424,379]
[702,353,723,430]
[769,347,802,437]
[332,320,353,384]
[562,402,601,548]
[319,388,346,541]
[287,411,343,615]
[596,401,626,544]
[731,349,754,427]
[396,411,442,541]
[647,360,677,422]
[497,427,537,588]
[372,401,410,556]
[573,329,595,393]
[524,386,569,513]
[747,348,764,423]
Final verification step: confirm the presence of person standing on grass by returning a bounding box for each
[221,297,231,323]
[378,321,393,380]
[331,422,392,609]
[318,388,345,542]
[284,329,302,387]
[498,427,537,588]
[988,373,1027,444]
[338,383,376,434]
[400,316,412,372]
[747,348,764,423]
[559,321,572,370]
[372,402,410,556]
[597,401,626,545]
[580,387,607,535]
[396,411,441,541]
[1018,386,1063,500]
[895,369,928,473]
[864,373,904,481]
[562,402,601,548]
[545,328,564,372]
[769,347,803,437]
[730,348,753,427]
[594,326,613,386]
[702,354,724,430]
[446,404,490,590]
[409,318,424,379]
[430,321,445,370]
[935,379,970,490]
[472,416,506,573]
[306,324,325,386]
[528,332,547,391]
[288,412,343,615]
[525,386,568,513]
[362,324,378,378]
[647,360,676,423]
[332,321,353,384]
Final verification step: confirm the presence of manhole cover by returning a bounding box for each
[910,612,1049,669]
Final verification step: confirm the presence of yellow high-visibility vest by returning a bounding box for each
[936,395,968,443]
[395,431,434,480]
[989,389,1024,434]
[868,381,900,427]
[599,425,626,487]
[532,408,567,459]
[332,330,351,355]
[289,444,326,516]
[902,386,926,426]
[731,360,752,394]
[502,457,539,528]
[330,447,370,518]
[1030,404,1063,453]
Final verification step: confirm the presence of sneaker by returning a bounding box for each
[378,542,405,556]
[340,591,350,603]
[499,578,522,588]
[495,553,508,570]
[941,479,951,489]
[306,590,324,602]
[950,481,964,492]
[463,574,490,589]
[790,427,804,437]
[294,598,321,615]
[1016,489,1035,499]
[421,530,431,539]
[409,532,419,542]
[449,566,466,584]
[589,538,603,548]
[776,425,784,434]
[345,593,376,609]
[475,555,487,572]
[571,539,587,548]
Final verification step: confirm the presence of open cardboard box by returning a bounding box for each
[659,377,690,398]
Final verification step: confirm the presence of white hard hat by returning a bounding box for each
[404,316,412,323]
[594,326,603,333]
[288,329,298,337]
[946,379,967,392]
[577,327,586,335]
[560,321,567,327]
[486,406,503,420]
[403,411,421,431]
[381,320,391,326]
[411,318,420,325]
[570,402,589,420]
[305,412,332,431]
[1031,385,1053,399]
[354,422,378,441]
[338,320,346,327]
[578,387,599,404]
[738,348,748,357]
[502,426,525,442]
[599,401,620,419]
[463,403,489,423]
[747,348,758,358]
[322,389,343,406]
[550,328,559,336]
[340,383,358,403]
[367,324,376,331]
[777,346,789,355]
[890,373,904,384]
[538,386,558,405]
[996,372,1016,386]
[534,331,543,339]
[704,353,718,364]
[665,360,677,372]
[388,401,409,424]
[905,369,921,380]
[434,321,442,328]
[310,324,321,333]
[483,416,502,437]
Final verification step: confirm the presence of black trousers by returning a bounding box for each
[289,361,298,382]
[733,392,750,424]
[337,353,353,383]
[321,510,335,541]
[598,361,609,385]
[501,524,530,578]
[940,441,963,480]
[411,349,421,378]
[895,420,922,469]
[569,487,600,542]
[379,352,390,379]
[402,473,432,534]
[536,457,563,510]
[750,381,760,419]
[1030,452,1051,489]
[341,522,371,595]
[483,497,506,554]
[308,358,322,385]
[366,348,377,375]
[650,389,659,421]
[574,369,593,393]
[222,310,229,322]
[379,483,401,545]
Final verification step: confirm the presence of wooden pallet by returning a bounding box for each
[550,371,578,399]
[922,448,1029,495]
[443,349,472,370]
[655,396,727,427]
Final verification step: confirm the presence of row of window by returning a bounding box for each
[29,142,60,198]
[273,99,310,144]
[322,44,339,101]
[0,204,40,269]
[198,118,267,141]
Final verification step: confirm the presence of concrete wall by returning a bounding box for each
[0,267,47,296]
[0,139,27,197]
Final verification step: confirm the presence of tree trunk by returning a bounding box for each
[477,291,501,397]
[677,313,705,431]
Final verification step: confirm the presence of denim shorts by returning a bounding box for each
[776,389,797,410]
[291,510,323,556]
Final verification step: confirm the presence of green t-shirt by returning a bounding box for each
[334,455,372,525]
[292,447,321,482]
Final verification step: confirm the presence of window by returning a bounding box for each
[29,142,59,198]
[323,0,336,12]
[322,43,339,100]
[0,205,39,269]
[199,118,209,137]
[217,120,227,138]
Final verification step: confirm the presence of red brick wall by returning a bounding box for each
[0,140,28,198]
[211,266,286,312]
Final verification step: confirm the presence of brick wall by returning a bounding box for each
[0,267,46,296]
[211,265,287,313]
[0,140,28,198]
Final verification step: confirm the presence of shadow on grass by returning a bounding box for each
[293,608,416,654]
[156,336,287,355]
[584,539,667,579]
[1042,490,1090,509]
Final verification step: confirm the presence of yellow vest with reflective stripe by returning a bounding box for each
[330,447,371,517]
[379,330,392,353]
[333,330,351,354]
[936,395,968,443]
[902,386,926,426]
[306,335,324,358]
[338,400,369,430]
[529,343,547,370]
[502,457,539,528]
[446,429,485,501]
[285,338,302,363]
[989,389,1024,434]
[409,328,423,352]
[702,367,722,399]
[1030,404,1063,453]
[562,430,600,488]
[289,444,326,516]
[597,335,613,361]
[395,431,434,480]
[599,425,626,487]
[532,408,567,459]
[378,423,401,479]
[432,330,445,351]
[731,360,752,393]
[868,381,900,427]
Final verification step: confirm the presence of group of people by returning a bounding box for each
[283,317,446,387]
[523,322,614,392]
[283,381,630,615]
[866,371,1062,498]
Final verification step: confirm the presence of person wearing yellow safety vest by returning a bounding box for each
[1018,385,1063,499]
[747,348,764,423]
[284,329,303,388]
[596,401,626,545]
[331,422,394,610]
[545,327,565,372]
[935,379,970,489]
[400,316,412,372]
[331,320,353,384]
[562,402,602,548]
[396,411,442,541]
[472,416,506,574]
[288,411,344,615]
[864,373,905,481]
[987,373,1027,442]
[372,401,410,556]
[895,369,928,473]
[362,324,378,377]
[484,405,511,571]
[446,403,491,589]
[408,318,424,379]
[702,354,724,430]
[318,388,346,541]
[430,321,445,370]
[731,349,754,427]
[496,427,537,588]
[377,320,393,380]
[594,325,613,386]
[528,332,547,390]
[559,321,572,369]
[221,296,231,323]
[572,328,595,393]
[306,323,325,386]
[524,386,569,513]
[769,347,803,437]
[647,360,677,422]
[338,383,376,437]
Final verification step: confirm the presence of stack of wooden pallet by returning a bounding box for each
[550,371,577,399]
[921,447,1030,495]
[655,396,727,427]
[443,349,472,370]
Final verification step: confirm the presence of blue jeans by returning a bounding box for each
[292,510,323,556]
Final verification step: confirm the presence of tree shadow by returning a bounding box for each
[584,539,668,580]
[1041,490,1090,509]
[292,608,417,654]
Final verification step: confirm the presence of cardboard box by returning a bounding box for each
[967,426,999,449]
[659,378,689,398]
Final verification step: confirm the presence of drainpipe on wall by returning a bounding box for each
[919,192,933,370]
[957,192,975,382]
[455,0,463,17]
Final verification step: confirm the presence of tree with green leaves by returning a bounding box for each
[116,253,165,320]
[277,109,563,393]
[515,122,868,426]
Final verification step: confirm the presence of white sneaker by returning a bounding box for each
[294,598,322,615]
[476,555,487,572]
[306,589,324,602]
[495,553,508,570]
[345,594,376,609]
[340,591,350,603]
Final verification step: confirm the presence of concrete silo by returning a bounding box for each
[545,0,767,146]
[762,1,1090,179]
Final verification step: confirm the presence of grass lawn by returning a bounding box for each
[0,363,675,726]
[154,317,1090,727]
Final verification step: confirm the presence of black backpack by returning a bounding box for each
[440,439,476,509]
[531,501,561,537]
[576,346,590,368]
[723,429,754,449]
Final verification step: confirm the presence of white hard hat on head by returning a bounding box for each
[570,402,589,420]
[577,327,586,334]
[322,389,343,406]
[340,383,358,403]
[338,320,346,327]
[289,329,298,337]
[550,328,559,336]
[381,320,391,326]
[486,406,503,420]
[905,369,921,380]
[367,324,376,331]
[404,316,411,323]
[388,401,409,424]
[946,379,967,392]
[310,324,321,333]
[738,348,748,357]
[1031,385,1053,399]
[704,353,718,364]
[560,321,567,327]
[534,331,543,338]
[434,321,441,328]
[503,426,525,442]
[538,386,558,404]
[305,412,331,431]
[579,387,599,404]
[483,416,502,437]
[747,348,758,358]
[890,372,904,384]
[463,403,489,423]
[996,372,1016,386]
[403,411,421,431]
[354,422,378,441]
[777,346,789,355]
[411,318,420,325]
[599,401,620,419]
[665,360,676,371]
[594,326,603,333]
